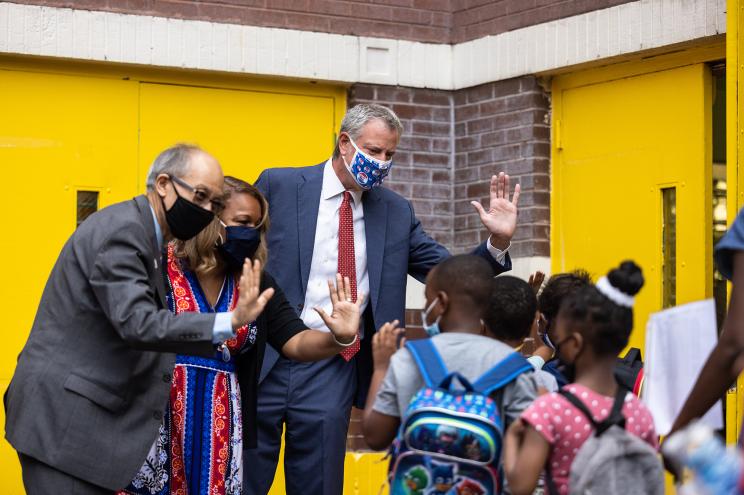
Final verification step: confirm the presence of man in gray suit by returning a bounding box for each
[4,144,274,493]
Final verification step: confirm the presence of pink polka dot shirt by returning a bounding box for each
[521,383,658,495]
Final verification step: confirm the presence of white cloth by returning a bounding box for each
[300,159,509,333]
[300,161,368,333]
[642,299,723,435]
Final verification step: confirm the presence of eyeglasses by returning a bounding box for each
[169,175,225,213]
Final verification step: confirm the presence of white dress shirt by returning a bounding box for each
[300,160,509,334]
[301,160,369,332]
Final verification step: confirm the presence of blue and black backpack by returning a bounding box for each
[388,339,533,495]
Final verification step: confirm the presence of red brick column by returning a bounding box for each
[453,77,551,258]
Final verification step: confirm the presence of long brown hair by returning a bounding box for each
[173,176,270,275]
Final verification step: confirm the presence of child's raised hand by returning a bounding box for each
[372,320,404,371]
[528,270,545,294]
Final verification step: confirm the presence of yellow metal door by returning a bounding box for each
[0,68,140,493]
[139,82,346,183]
[552,62,712,352]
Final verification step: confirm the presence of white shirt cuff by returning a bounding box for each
[212,311,235,343]
[527,355,546,370]
[486,238,510,265]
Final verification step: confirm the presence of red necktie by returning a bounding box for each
[338,191,360,361]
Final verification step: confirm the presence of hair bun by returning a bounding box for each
[607,260,644,296]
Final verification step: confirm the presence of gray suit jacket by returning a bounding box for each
[5,195,217,490]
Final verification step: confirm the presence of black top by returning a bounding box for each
[237,271,306,447]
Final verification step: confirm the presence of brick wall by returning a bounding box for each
[7,0,451,43]
[9,0,636,44]
[450,0,636,42]
[351,78,550,259]
[453,77,550,258]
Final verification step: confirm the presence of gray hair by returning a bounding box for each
[332,104,403,158]
[145,143,202,191]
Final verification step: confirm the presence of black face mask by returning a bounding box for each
[553,335,577,383]
[162,181,215,241]
[218,226,261,271]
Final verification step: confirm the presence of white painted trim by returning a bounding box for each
[0,0,725,89]
[404,256,552,310]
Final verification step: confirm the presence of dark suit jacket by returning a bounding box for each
[4,195,218,489]
[255,163,510,406]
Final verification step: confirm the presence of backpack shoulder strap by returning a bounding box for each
[405,339,449,388]
[472,352,534,395]
[559,386,627,435]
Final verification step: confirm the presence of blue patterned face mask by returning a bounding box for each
[342,137,392,190]
[421,297,442,337]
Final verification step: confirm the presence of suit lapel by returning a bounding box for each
[297,165,324,296]
[134,195,168,308]
[363,189,387,316]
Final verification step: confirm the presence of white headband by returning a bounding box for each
[595,276,635,308]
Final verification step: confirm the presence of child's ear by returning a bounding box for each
[572,331,584,351]
[437,291,449,313]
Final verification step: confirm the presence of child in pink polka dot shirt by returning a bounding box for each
[502,261,660,495]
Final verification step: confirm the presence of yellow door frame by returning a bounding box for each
[728,0,744,445]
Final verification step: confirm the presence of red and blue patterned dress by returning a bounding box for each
[119,243,257,495]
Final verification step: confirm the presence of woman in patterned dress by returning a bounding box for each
[120,177,363,495]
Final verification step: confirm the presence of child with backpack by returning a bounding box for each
[483,275,558,394]
[362,255,540,494]
[502,261,663,495]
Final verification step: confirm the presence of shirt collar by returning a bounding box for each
[149,204,164,252]
[322,159,363,205]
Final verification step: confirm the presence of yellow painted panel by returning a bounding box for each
[0,68,140,494]
[344,452,389,495]
[0,59,346,493]
[552,63,712,353]
[138,82,345,184]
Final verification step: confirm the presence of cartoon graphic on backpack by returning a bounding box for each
[545,388,664,495]
[388,339,534,495]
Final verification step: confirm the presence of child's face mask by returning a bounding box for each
[421,297,442,337]
[537,314,556,350]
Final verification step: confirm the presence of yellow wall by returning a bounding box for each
[0,55,346,493]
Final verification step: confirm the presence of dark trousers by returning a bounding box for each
[244,354,356,495]
[19,454,110,495]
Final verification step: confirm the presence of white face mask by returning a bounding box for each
[421,297,442,337]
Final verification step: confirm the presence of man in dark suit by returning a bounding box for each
[245,104,521,494]
[4,144,274,493]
